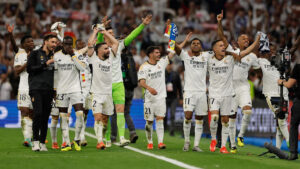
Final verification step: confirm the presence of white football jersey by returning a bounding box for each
[90,51,114,94]
[208,47,235,98]
[138,56,169,102]
[14,51,29,92]
[257,58,288,98]
[54,50,83,94]
[179,50,213,92]
[111,40,125,84]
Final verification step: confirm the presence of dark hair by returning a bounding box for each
[106,25,113,30]
[95,42,107,52]
[63,36,73,43]
[146,46,160,56]
[43,33,57,41]
[20,35,32,45]
[191,38,203,45]
[211,40,223,49]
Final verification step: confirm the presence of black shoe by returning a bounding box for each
[130,133,138,143]
[288,153,298,160]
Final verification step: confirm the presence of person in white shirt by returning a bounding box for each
[54,36,87,151]
[174,32,214,152]
[138,46,174,150]
[257,43,289,149]
[217,10,262,152]
[208,11,259,153]
[13,35,35,147]
[87,27,119,150]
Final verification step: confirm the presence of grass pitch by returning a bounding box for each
[0,128,299,169]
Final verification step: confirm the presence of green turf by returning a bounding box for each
[0,128,299,169]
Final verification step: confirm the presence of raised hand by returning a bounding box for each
[101,16,111,27]
[6,24,14,33]
[142,14,152,25]
[185,32,193,41]
[217,10,223,22]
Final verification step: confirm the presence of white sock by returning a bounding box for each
[229,118,236,147]
[210,114,219,140]
[27,118,33,139]
[94,121,103,143]
[21,116,26,140]
[194,120,203,147]
[145,122,153,144]
[276,128,283,149]
[74,111,84,141]
[221,122,229,148]
[156,120,164,144]
[80,115,87,141]
[183,118,191,143]
[50,118,58,143]
[278,118,289,144]
[60,113,70,145]
[24,117,32,140]
[238,110,251,138]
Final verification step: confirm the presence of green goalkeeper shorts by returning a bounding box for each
[112,82,125,105]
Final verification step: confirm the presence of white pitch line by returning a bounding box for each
[70,128,202,169]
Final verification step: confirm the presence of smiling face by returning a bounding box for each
[45,37,58,52]
[213,40,226,59]
[237,34,249,49]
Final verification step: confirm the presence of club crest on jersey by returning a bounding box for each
[202,57,205,61]
[224,59,227,64]
[246,58,250,62]
[158,65,161,69]
[31,97,34,102]
[40,56,44,60]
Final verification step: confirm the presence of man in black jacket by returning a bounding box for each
[27,34,58,151]
[165,60,183,136]
[278,63,300,160]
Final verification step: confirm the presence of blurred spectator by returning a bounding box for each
[0,72,12,100]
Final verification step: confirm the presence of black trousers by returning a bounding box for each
[165,98,177,133]
[29,90,53,143]
[290,98,300,154]
[111,89,136,140]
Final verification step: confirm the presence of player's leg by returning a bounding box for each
[219,96,233,154]
[155,99,167,149]
[112,82,129,146]
[92,94,105,149]
[277,101,289,146]
[193,93,208,152]
[237,89,253,147]
[80,92,92,146]
[209,97,220,152]
[124,89,138,143]
[229,113,237,153]
[144,102,154,149]
[50,99,60,149]
[182,92,194,151]
[71,92,85,151]
[56,94,71,151]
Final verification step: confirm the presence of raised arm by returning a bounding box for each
[87,28,99,57]
[217,10,229,48]
[239,34,261,57]
[175,32,193,55]
[124,15,152,47]
[102,30,119,55]
[6,24,19,53]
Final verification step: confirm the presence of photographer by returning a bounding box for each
[278,62,300,160]
[257,43,290,150]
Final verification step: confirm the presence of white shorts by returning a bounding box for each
[91,93,114,116]
[209,96,235,116]
[232,87,252,111]
[56,92,84,108]
[17,91,33,109]
[144,98,166,121]
[51,99,59,116]
[183,91,208,116]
